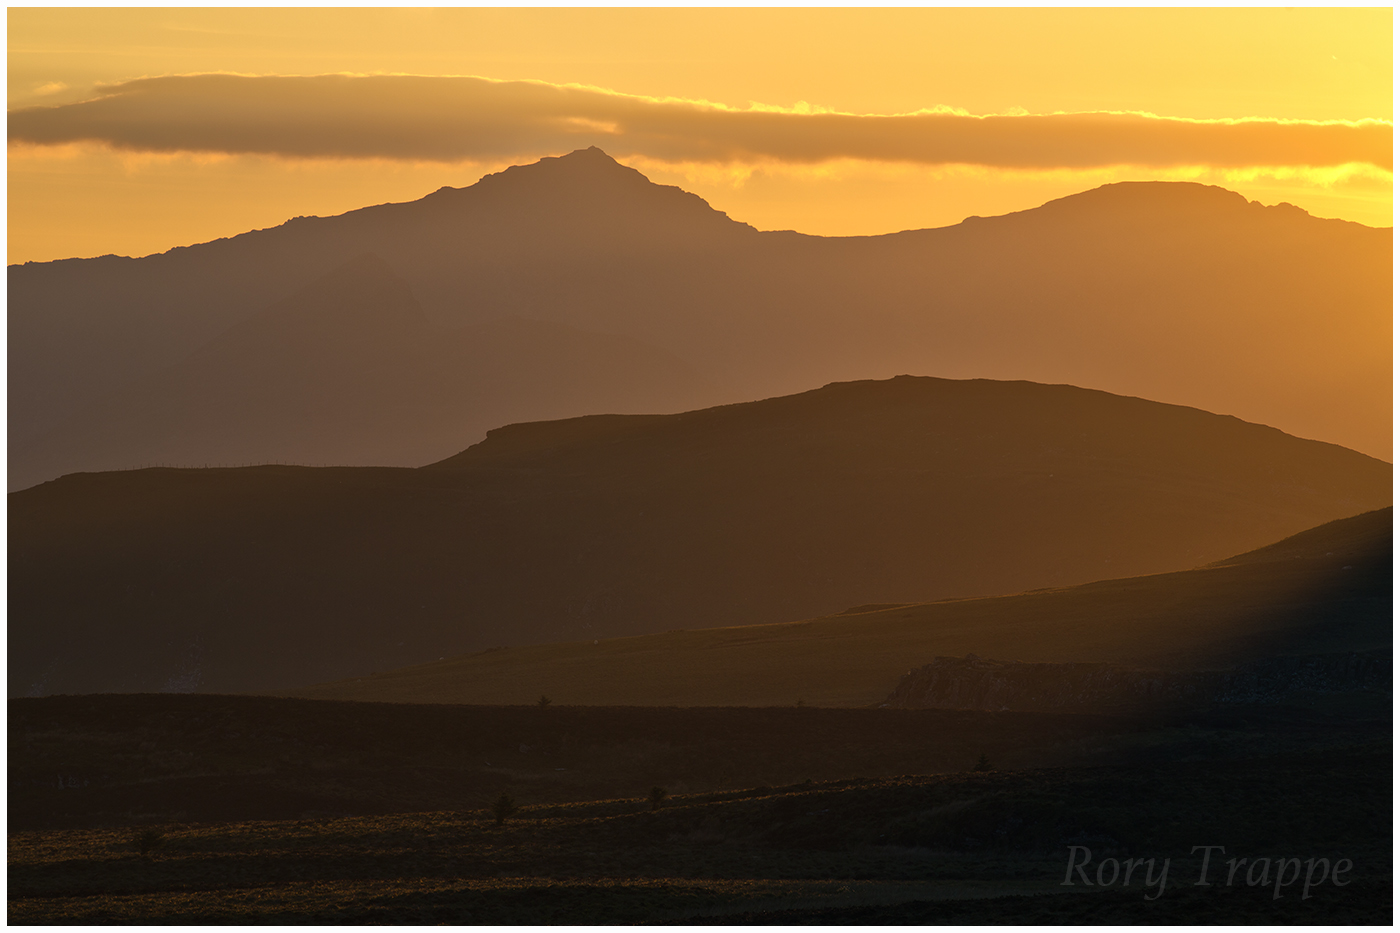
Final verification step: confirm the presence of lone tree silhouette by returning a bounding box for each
[537,695,551,708]
[649,786,668,811]
[974,752,992,772]
[135,828,165,857]
[492,793,519,825]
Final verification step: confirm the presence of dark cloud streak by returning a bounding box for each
[9,74,1391,170]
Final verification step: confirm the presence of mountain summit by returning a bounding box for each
[419,146,746,232]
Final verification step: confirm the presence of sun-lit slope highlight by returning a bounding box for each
[287,508,1391,708]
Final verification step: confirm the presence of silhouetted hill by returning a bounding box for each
[10,148,1391,488]
[289,508,1392,707]
[884,649,1390,713]
[13,254,715,479]
[1208,505,1394,567]
[10,377,1389,697]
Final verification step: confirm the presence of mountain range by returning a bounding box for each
[11,375,1389,697]
[9,147,1392,490]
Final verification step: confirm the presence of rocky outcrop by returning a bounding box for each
[882,650,1391,712]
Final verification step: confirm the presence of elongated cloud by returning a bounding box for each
[9,74,1391,170]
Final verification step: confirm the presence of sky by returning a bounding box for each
[7,7,1393,264]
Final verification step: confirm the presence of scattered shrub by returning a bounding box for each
[135,828,165,857]
[492,793,518,825]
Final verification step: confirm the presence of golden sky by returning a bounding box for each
[8,7,1393,264]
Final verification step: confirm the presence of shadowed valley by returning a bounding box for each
[286,508,1391,708]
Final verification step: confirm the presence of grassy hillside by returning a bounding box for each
[288,508,1390,707]
[6,694,1220,832]
[10,738,1390,924]
[12,691,1388,837]
[13,660,1388,922]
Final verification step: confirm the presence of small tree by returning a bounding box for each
[537,695,551,708]
[135,828,165,858]
[974,752,992,772]
[649,786,668,811]
[492,793,519,825]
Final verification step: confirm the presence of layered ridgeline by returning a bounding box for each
[11,376,1390,697]
[10,148,1391,490]
[12,255,715,482]
[290,508,1392,707]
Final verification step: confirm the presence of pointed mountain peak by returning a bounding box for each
[560,145,621,163]
[416,147,750,235]
[524,145,630,170]
[478,146,661,194]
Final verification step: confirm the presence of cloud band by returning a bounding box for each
[9,74,1391,170]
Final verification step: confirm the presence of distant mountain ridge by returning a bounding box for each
[11,376,1390,697]
[10,147,1391,489]
[14,254,716,480]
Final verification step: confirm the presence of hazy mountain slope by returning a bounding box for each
[7,148,746,446]
[11,149,1391,489]
[8,148,752,470]
[10,377,1390,697]
[10,255,716,486]
[288,508,1392,708]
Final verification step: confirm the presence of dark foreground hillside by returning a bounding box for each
[9,702,1390,924]
[14,695,1335,832]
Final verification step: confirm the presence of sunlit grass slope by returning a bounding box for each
[287,508,1390,708]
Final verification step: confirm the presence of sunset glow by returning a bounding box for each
[8,7,1392,263]
[9,11,1394,920]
